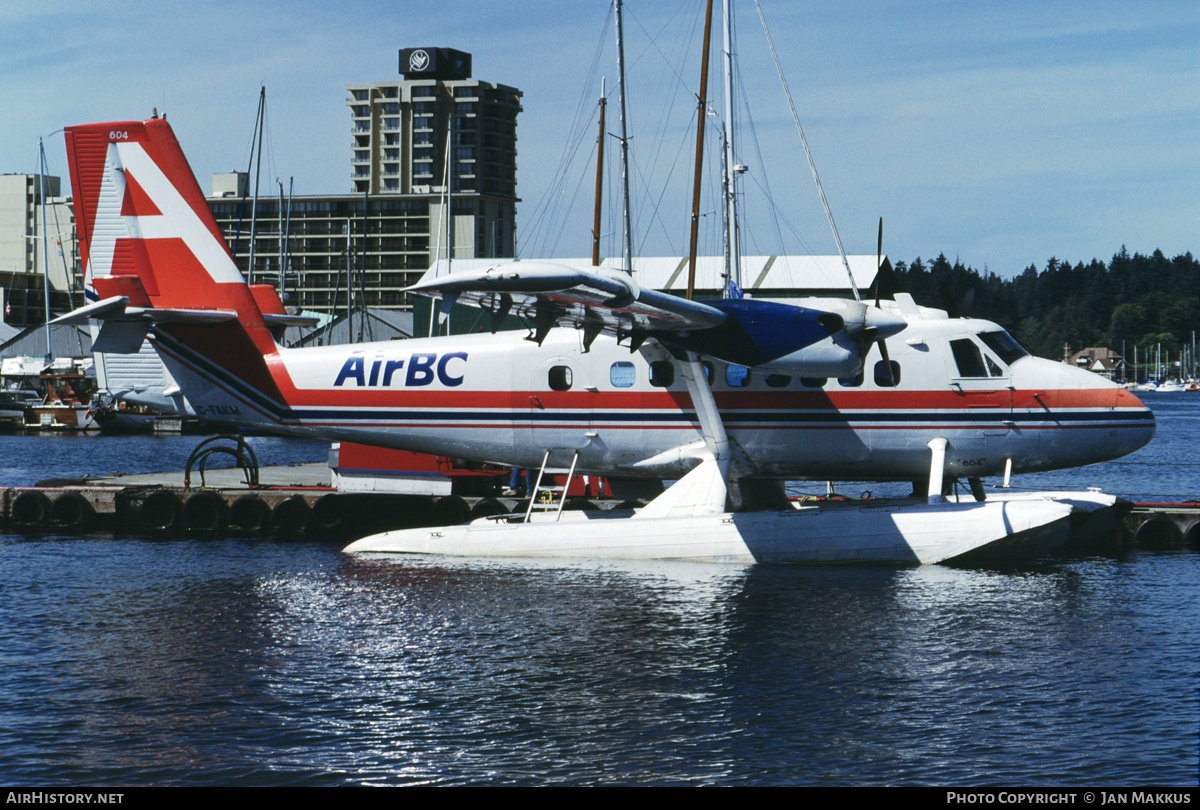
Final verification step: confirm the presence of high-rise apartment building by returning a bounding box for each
[347,47,521,260]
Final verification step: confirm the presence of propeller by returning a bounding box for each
[871,218,898,386]
[939,281,975,319]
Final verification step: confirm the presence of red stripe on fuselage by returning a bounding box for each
[259,381,1142,414]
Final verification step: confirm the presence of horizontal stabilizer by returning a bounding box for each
[263,313,321,328]
[49,296,238,353]
[48,295,132,326]
[51,296,237,326]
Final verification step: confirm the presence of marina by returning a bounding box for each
[0,395,1196,786]
[2,0,1197,786]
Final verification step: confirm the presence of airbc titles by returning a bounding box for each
[333,351,468,388]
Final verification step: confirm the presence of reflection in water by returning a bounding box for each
[0,536,1195,785]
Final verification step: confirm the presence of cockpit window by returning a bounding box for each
[950,339,989,378]
[952,338,1010,378]
[978,331,1029,365]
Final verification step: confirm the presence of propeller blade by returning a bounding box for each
[939,282,975,319]
[868,217,899,306]
[959,286,975,318]
[875,217,883,306]
[878,334,896,386]
[940,281,960,318]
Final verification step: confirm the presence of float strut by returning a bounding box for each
[926,437,948,504]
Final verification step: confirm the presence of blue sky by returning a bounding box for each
[3,0,1197,279]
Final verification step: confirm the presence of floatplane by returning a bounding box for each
[49,112,1154,564]
[52,1,1154,565]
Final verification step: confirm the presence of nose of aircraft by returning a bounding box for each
[1115,387,1156,457]
[1013,355,1155,466]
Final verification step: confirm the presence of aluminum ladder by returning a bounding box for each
[523,450,580,522]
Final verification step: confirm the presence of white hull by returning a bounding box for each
[343,496,1076,565]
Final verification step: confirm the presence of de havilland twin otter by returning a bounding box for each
[53,117,1154,564]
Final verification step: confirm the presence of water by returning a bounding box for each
[0,405,1196,786]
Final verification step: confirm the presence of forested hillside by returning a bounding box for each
[892,247,1198,362]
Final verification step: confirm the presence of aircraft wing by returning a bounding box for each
[408,261,727,342]
[410,260,907,377]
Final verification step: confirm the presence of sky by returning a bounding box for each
[3,0,1198,280]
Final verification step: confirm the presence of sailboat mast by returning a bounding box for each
[282,177,293,305]
[278,181,285,299]
[592,78,606,267]
[247,86,265,285]
[721,0,740,294]
[38,138,51,357]
[614,0,634,275]
[686,0,715,301]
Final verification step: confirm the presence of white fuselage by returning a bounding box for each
[151,306,1154,485]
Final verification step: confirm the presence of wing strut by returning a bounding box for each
[635,351,745,517]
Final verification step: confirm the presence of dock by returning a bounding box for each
[1120,503,1200,548]
[1,461,529,540]
[4,462,1199,551]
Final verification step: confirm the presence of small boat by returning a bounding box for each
[0,386,39,430]
[90,397,158,433]
[24,360,99,430]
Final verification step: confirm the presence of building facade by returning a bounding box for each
[347,48,521,265]
[205,48,522,314]
[0,174,80,327]
[207,192,437,312]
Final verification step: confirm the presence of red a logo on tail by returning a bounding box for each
[66,119,259,318]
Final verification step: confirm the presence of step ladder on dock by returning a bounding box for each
[523,450,579,523]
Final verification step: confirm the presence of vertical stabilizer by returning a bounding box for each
[64,118,282,394]
[66,119,257,314]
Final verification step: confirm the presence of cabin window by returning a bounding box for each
[549,365,573,391]
[726,365,751,388]
[701,361,715,386]
[765,374,791,388]
[838,371,864,387]
[950,339,988,378]
[610,361,636,388]
[650,360,674,388]
[801,377,826,388]
[874,360,901,387]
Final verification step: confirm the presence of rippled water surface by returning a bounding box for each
[0,399,1197,786]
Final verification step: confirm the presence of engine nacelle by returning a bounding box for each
[661,297,905,377]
